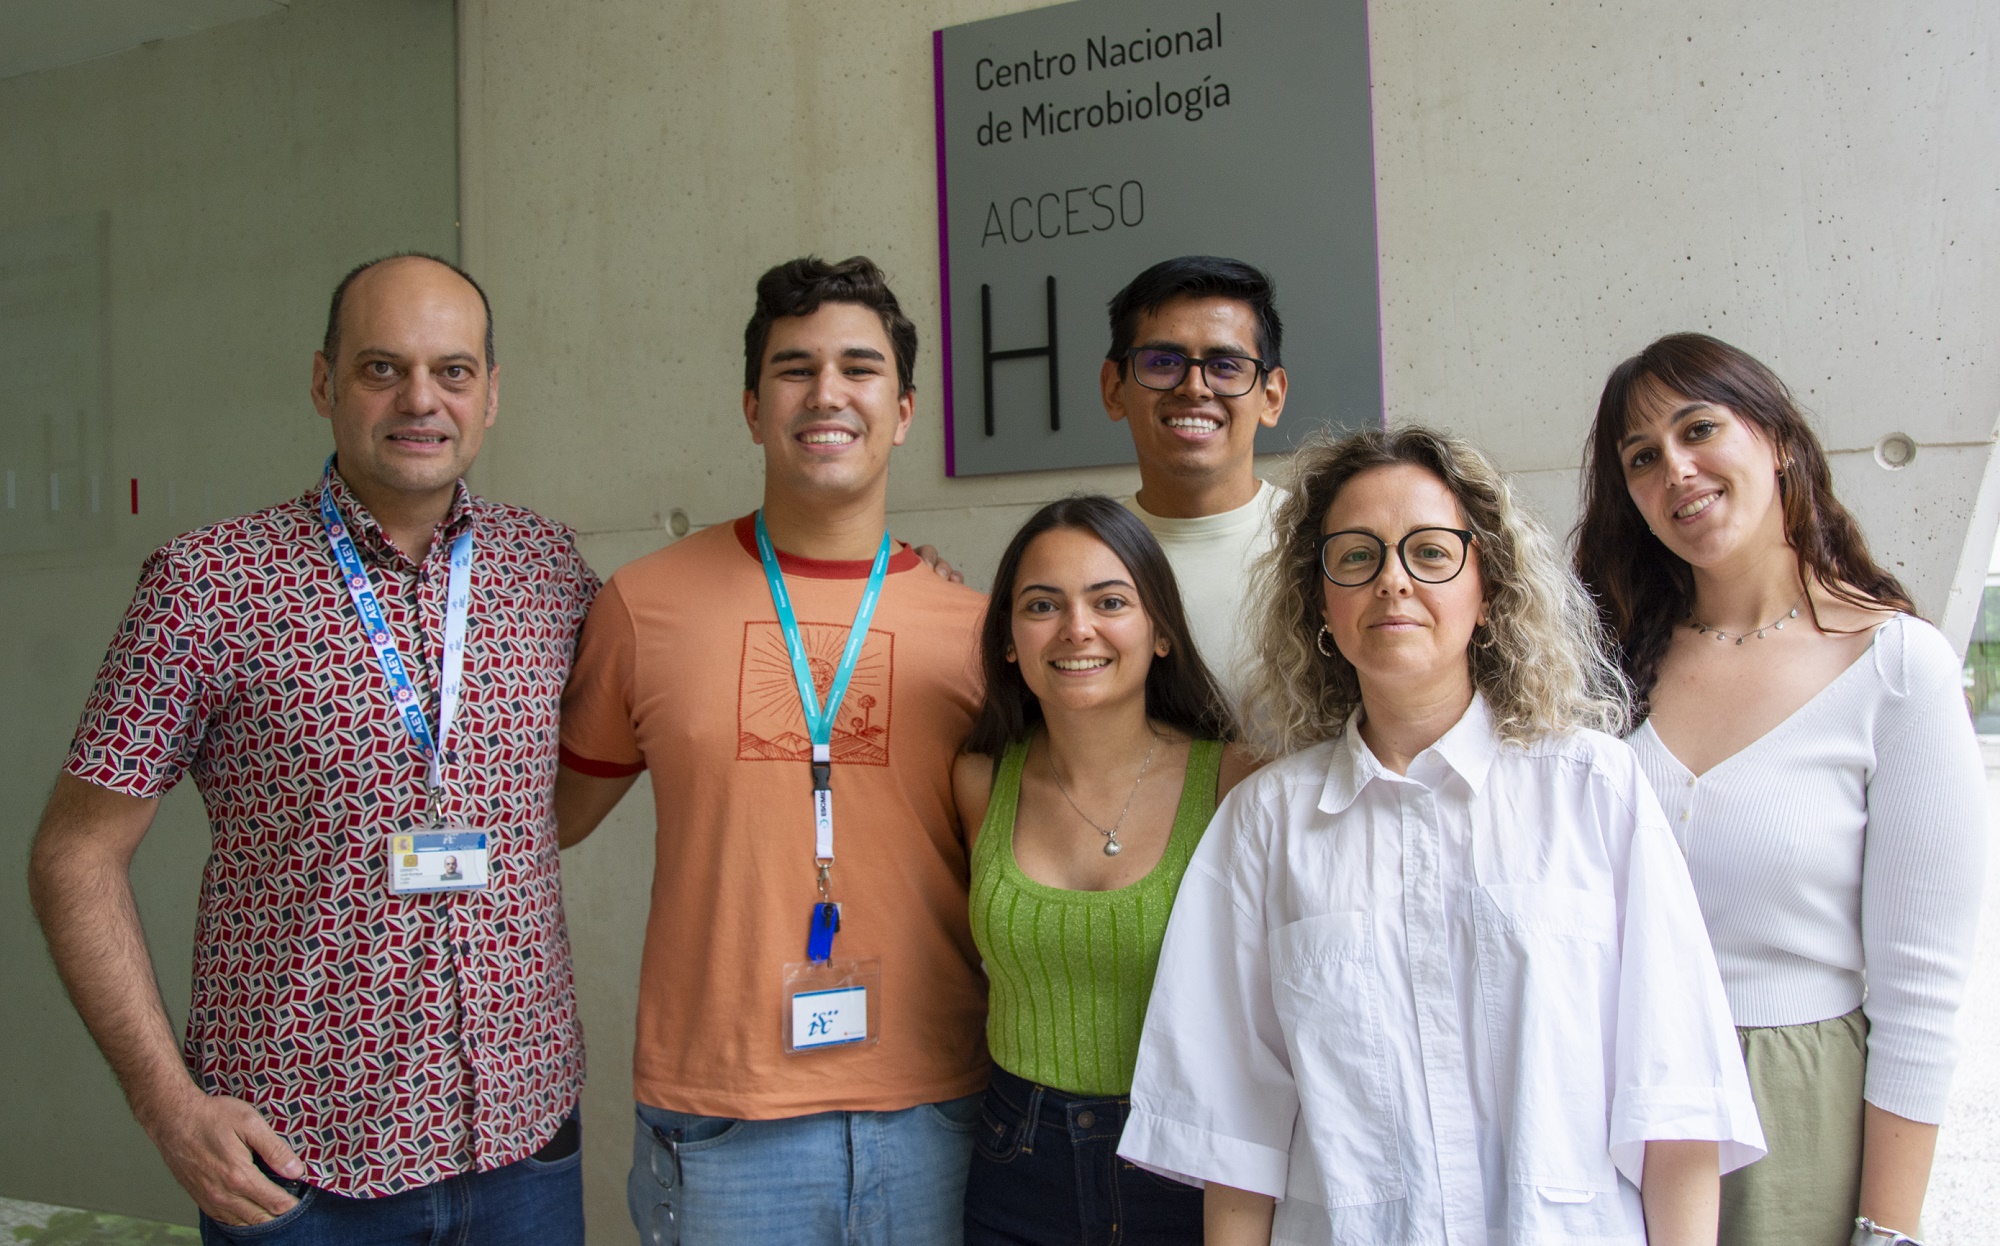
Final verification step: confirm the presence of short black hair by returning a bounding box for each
[966,494,1235,756]
[743,256,918,395]
[322,253,495,369]
[1105,255,1283,374]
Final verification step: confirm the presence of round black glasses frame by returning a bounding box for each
[1317,527,1476,587]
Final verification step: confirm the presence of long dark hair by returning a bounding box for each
[1574,332,1914,711]
[966,495,1233,756]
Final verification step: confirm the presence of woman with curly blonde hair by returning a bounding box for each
[1120,426,1766,1246]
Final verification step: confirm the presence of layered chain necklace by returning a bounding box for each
[1049,730,1161,857]
[1688,592,1806,645]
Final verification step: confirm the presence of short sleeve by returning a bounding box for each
[65,545,221,799]
[1119,788,1298,1198]
[558,576,645,776]
[1858,617,1988,1122]
[1606,753,1767,1183]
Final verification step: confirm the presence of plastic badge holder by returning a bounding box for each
[782,957,882,1054]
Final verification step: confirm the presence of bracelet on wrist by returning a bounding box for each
[1853,1216,1924,1246]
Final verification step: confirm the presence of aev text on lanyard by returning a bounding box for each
[318,459,473,796]
[753,509,891,963]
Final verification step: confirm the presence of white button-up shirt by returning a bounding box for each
[1120,697,1764,1245]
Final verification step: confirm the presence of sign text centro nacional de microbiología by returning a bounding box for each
[933,0,1383,477]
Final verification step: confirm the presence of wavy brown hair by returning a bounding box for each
[1574,333,1914,712]
[1248,426,1628,753]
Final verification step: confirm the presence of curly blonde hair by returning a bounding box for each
[1246,425,1629,754]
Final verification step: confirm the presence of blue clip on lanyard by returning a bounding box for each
[318,459,473,795]
[753,509,891,962]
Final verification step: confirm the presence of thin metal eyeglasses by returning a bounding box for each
[1124,348,1269,397]
[1318,527,1476,587]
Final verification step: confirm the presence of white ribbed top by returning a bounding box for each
[1629,614,1987,1123]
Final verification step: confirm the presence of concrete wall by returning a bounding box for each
[457,0,1997,1239]
[0,0,458,1222]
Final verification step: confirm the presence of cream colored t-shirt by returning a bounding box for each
[1123,479,1288,721]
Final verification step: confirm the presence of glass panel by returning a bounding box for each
[1962,582,2000,732]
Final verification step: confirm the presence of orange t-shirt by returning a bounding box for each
[559,515,990,1118]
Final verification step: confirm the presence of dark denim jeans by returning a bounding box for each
[963,1067,1202,1246]
[197,1108,583,1246]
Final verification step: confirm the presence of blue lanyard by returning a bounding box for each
[318,460,473,793]
[753,509,891,865]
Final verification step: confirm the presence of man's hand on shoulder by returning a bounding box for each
[139,1085,305,1226]
[913,544,965,585]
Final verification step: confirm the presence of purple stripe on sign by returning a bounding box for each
[933,27,957,476]
[1362,0,1389,430]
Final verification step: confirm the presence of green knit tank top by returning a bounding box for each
[968,735,1223,1096]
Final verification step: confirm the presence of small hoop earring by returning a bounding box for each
[1474,623,1497,650]
[1316,625,1336,658]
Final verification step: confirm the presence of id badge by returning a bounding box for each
[388,829,489,894]
[781,958,882,1054]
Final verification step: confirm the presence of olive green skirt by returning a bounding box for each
[1719,1007,1866,1246]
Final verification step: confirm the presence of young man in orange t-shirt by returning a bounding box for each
[555,256,989,1245]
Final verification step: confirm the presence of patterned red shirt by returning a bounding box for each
[66,471,598,1198]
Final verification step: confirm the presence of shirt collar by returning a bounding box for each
[1317,692,1499,815]
[318,468,475,563]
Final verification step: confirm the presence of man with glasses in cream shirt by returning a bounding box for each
[1103,256,1291,730]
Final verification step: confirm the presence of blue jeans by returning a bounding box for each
[197,1109,583,1246]
[628,1094,981,1246]
[963,1067,1202,1246]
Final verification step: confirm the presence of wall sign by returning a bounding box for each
[933,0,1382,476]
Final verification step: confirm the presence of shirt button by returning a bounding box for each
[1075,1110,1096,1129]
[1680,811,1691,821]
[1686,777,1696,787]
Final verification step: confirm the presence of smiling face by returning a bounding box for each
[743,301,914,505]
[1101,296,1286,486]
[1008,526,1169,716]
[1319,464,1487,705]
[312,256,497,505]
[1617,375,1788,571]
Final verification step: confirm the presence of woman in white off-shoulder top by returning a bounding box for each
[1575,333,1987,1246]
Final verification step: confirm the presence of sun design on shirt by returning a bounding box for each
[738,621,893,765]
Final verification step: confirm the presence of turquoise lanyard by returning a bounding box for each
[753,510,891,857]
[754,511,891,962]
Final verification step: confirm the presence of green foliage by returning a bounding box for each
[10,1210,197,1246]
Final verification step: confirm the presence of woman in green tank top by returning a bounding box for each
[953,496,1258,1246]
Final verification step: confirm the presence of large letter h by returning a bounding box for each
[981,277,1058,436]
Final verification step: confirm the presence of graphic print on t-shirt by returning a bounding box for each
[738,621,894,765]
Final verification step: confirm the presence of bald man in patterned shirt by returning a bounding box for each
[29,254,595,1245]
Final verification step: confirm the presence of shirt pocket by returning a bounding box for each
[1473,883,1622,1196]
[1268,911,1406,1208]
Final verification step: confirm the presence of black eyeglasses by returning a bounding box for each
[1318,527,1475,587]
[1124,348,1269,398]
